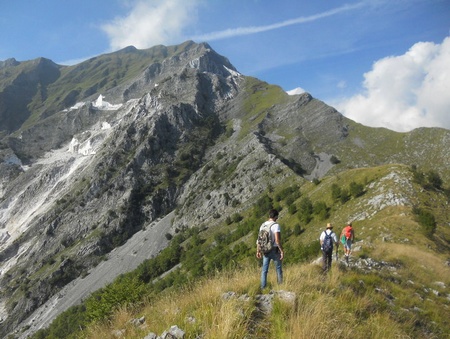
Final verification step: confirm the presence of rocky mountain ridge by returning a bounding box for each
[0,41,449,337]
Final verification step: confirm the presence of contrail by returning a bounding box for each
[192,2,367,41]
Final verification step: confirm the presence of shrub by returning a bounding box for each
[331,183,341,201]
[288,204,297,215]
[412,169,426,186]
[293,223,304,236]
[313,201,329,220]
[339,188,350,204]
[427,170,442,190]
[254,194,273,217]
[297,197,313,224]
[232,213,243,223]
[349,181,364,198]
[330,155,340,164]
[276,186,300,202]
[412,207,436,237]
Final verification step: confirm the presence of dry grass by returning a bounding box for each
[83,266,262,339]
[80,256,449,339]
[371,242,450,285]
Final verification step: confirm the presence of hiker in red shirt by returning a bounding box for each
[340,222,355,263]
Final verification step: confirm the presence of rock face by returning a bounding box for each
[0,41,449,337]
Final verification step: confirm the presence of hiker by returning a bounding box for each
[256,209,284,289]
[340,222,355,263]
[319,223,338,272]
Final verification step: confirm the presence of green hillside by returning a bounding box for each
[30,164,450,339]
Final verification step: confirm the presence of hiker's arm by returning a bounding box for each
[334,234,339,248]
[275,232,284,260]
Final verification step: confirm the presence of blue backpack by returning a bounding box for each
[322,231,334,254]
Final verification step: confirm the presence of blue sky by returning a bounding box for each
[0,0,449,132]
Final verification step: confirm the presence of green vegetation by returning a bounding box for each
[238,77,290,139]
[411,164,444,191]
[39,244,449,339]
[412,207,437,238]
[30,164,450,339]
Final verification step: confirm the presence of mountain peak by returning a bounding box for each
[115,45,139,54]
[0,57,19,69]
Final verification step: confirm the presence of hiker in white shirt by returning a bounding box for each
[256,209,284,289]
[319,223,338,272]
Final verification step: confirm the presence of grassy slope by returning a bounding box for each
[47,163,449,339]
[84,246,449,339]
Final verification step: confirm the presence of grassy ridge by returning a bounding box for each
[83,244,449,339]
[28,163,450,339]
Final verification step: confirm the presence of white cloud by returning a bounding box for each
[101,0,200,50]
[335,37,450,132]
[287,87,306,96]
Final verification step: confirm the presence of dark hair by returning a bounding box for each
[269,209,279,219]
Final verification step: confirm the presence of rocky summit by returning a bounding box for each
[0,41,449,338]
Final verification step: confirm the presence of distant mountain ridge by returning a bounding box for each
[0,41,448,337]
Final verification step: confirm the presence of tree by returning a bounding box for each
[297,197,313,224]
[349,181,364,198]
[313,201,329,220]
[331,183,341,201]
[330,155,340,164]
[293,223,303,236]
[412,168,426,186]
[339,188,350,204]
[254,194,273,217]
[427,170,443,190]
[413,207,436,237]
[288,203,297,215]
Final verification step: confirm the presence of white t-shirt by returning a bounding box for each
[319,229,338,243]
[260,221,281,247]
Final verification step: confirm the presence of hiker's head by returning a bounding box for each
[326,223,333,229]
[347,222,352,226]
[269,209,279,220]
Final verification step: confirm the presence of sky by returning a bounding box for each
[0,0,449,132]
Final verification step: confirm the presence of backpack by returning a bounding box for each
[257,221,275,254]
[322,231,334,254]
[344,226,352,240]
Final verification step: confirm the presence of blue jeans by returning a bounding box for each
[261,248,283,288]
